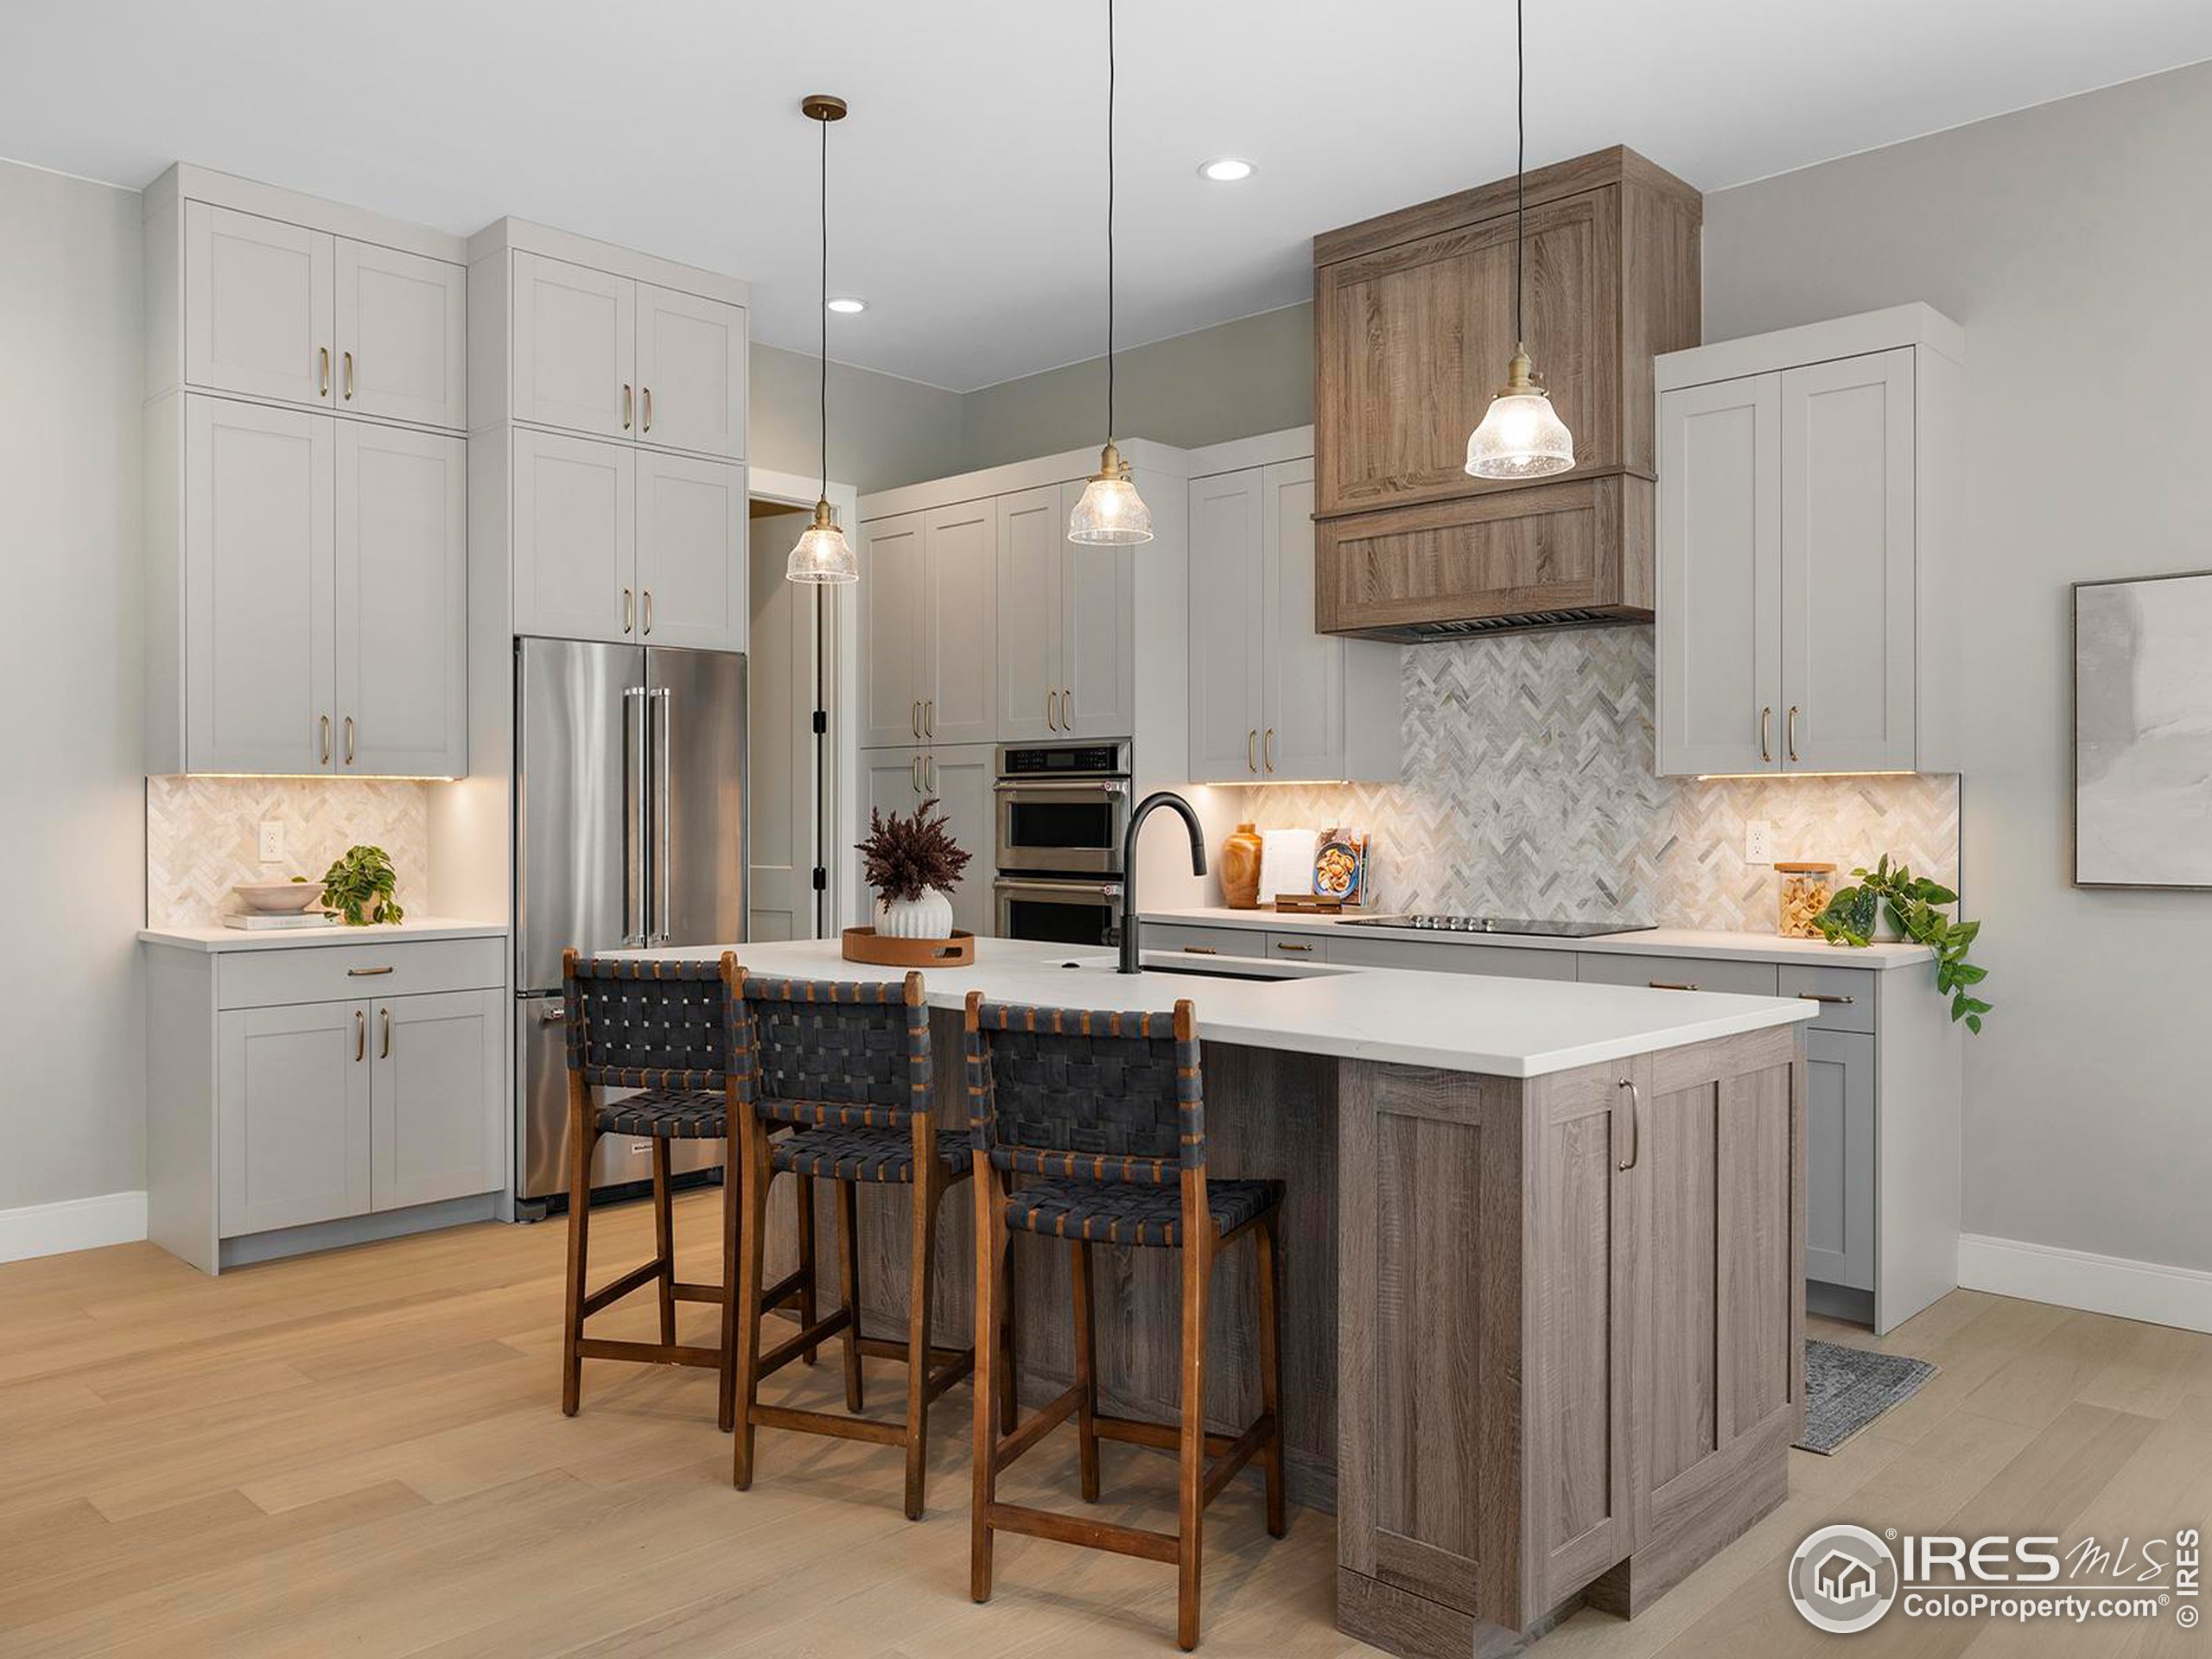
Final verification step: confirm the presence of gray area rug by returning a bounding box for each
[1797,1338,1938,1454]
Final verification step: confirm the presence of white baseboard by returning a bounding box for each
[0,1191,149,1265]
[1957,1232,2212,1334]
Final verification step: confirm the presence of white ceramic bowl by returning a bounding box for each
[232,880,327,914]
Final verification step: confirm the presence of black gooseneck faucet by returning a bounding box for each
[1118,791,1208,974]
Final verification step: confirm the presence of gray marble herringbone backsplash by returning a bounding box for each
[1245,631,1961,931]
[146,776,433,928]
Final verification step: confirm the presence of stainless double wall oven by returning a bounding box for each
[992,741,1131,948]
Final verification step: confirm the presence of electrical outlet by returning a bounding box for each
[257,820,284,864]
[1744,819,1774,865]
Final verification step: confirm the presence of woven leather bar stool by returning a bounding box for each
[965,993,1285,1652]
[558,950,816,1429]
[729,968,1009,1520]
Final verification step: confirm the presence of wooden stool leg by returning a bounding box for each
[652,1139,677,1347]
[717,1129,739,1433]
[901,1171,940,1521]
[560,1096,595,1417]
[1071,1239,1101,1500]
[970,1163,1003,1602]
[796,1176,820,1365]
[836,1178,864,1412]
[1176,1228,1211,1651]
[1255,1215,1287,1538]
[731,1117,772,1490]
[997,1234,1019,1438]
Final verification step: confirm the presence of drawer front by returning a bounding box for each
[1145,923,1267,960]
[219,938,505,1010]
[1264,931,1330,962]
[1324,934,1577,980]
[1574,950,1778,997]
[1778,964,1877,1033]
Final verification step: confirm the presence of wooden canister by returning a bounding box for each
[1221,822,1264,909]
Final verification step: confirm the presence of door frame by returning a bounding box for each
[747,466,859,935]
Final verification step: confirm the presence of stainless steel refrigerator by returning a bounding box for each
[514,636,747,1206]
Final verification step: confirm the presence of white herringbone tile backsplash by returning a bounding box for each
[146,776,434,928]
[1246,631,1961,931]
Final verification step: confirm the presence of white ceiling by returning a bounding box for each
[6,1,2210,391]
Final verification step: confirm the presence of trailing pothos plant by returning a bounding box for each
[320,844,404,926]
[1815,855,1991,1032]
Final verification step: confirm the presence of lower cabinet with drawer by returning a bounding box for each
[146,932,508,1273]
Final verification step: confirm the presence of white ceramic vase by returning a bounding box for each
[874,889,955,939]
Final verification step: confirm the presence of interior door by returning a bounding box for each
[1780,348,1916,772]
[183,394,335,775]
[1060,480,1137,740]
[334,422,467,777]
[1656,373,1782,777]
[371,990,504,1211]
[647,645,747,950]
[995,487,1063,741]
[860,513,926,747]
[924,743,995,938]
[923,502,999,746]
[217,1001,372,1236]
[634,283,747,459]
[183,202,334,408]
[1258,458,1341,779]
[635,450,745,652]
[511,251,635,440]
[747,507,822,942]
[1186,468,1265,781]
[511,428,636,644]
[334,239,467,430]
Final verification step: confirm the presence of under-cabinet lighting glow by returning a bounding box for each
[1692,771,1918,781]
[173,772,463,783]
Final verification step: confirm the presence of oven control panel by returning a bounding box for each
[998,742,1129,779]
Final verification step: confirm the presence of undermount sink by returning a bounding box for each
[1051,952,1347,984]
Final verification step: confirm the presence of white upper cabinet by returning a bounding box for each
[1058,480,1138,741]
[1187,454,1399,784]
[860,513,928,747]
[920,502,1000,747]
[336,240,467,430]
[334,422,467,778]
[995,488,1063,742]
[1656,305,1961,777]
[185,203,334,409]
[635,283,747,460]
[178,200,464,431]
[510,427,637,645]
[635,448,746,652]
[511,253,746,458]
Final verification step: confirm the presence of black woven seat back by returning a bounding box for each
[966,1001,1203,1185]
[735,975,931,1128]
[563,957,728,1091]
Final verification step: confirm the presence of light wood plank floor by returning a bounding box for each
[3,1192,2207,1657]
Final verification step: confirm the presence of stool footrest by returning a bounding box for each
[925,1348,976,1402]
[760,1307,854,1379]
[992,1382,1083,1473]
[574,1338,721,1369]
[984,1501,1179,1564]
[763,1267,810,1308]
[855,1334,969,1368]
[751,1402,907,1447]
[671,1281,724,1305]
[1202,1411,1276,1505]
[579,1259,664,1319]
[1093,1412,1238,1459]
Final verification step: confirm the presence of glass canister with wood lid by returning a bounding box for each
[1775,861,1837,939]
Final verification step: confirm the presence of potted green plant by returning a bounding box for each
[856,800,971,939]
[319,845,405,927]
[1815,855,1992,1032]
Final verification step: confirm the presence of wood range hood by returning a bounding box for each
[1311,146,1702,640]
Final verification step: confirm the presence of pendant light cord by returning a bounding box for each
[1106,0,1117,445]
[1513,0,1524,349]
[819,111,830,499]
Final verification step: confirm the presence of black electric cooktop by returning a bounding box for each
[1337,914,1656,939]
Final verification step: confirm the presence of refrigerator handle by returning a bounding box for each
[622,685,647,946]
[651,686,672,944]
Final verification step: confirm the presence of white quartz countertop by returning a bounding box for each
[140,917,507,953]
[624,936,1816,1079]
[1143,906,1934,969]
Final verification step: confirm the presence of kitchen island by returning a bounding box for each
[632,936,1815,1656]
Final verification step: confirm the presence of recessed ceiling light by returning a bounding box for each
[825,296,867,314]
[1198,156,1256,183]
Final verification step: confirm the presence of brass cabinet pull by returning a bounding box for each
[911,699,921,739]
[1797,991,1856,1005]
[1649,980,1700,991]
[1182,945,1218,956]
[353,1009,365,1063]
[1275,940,1315,953]
[621,383,633,430]
[1247,729,1259,773]
[343,715,354,766]
[1062,687,1073,726]
[342,350,354,401]
[1046,690,1058,731]
[1617,1078,1640,1171]
[319,346,330,398]
[1264,728,1276,773]
[925,699,934,738]
[622,588,633,635]
[1759,706,1773,764]
[320,714,332,766]
[379,1007,391,1059]
[642,590,653,637]
[910,753,922,793]
[641,385,652,432]
[1787,705,1801,764]
[925,753,937,792]
[346,965,394,977]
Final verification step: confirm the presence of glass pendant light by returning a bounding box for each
[787,93,859,584]
[1069,0,1154,545]
[1465,0,1575,481]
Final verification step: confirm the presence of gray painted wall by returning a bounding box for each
[1705,60,2212,1274]
[0,158,146,1211]
[749,341,968,495]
